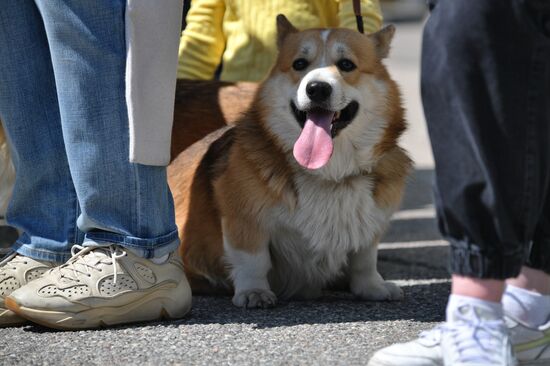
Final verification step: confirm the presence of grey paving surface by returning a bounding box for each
[0,21,451,366]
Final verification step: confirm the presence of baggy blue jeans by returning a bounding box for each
[0,0,179,262]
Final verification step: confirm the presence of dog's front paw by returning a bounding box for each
[232,288,277,308]
[351,279,404,301]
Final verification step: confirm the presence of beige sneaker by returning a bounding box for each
[5,245,192,330]
[0,252,56,327]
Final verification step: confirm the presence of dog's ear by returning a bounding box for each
[276,14,298,49]
[369,24,396,59]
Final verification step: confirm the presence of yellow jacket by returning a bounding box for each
[178,0,382,82]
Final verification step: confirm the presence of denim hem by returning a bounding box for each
[448,241,524,280]
[83,229,180,259]
[12,242,71,263]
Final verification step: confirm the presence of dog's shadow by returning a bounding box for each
[182,280,448,329]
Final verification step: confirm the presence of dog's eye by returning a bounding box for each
[336,59,357,72]
[292,58,309,71]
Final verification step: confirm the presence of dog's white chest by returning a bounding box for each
[268,173,391,283]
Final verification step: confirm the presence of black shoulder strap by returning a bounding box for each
[352,0,364,33]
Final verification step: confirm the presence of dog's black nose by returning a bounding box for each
[306,81,332,103]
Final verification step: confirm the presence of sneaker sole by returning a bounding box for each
[5,281,192,330]
[368,356,442,366]
[0,306,27,327]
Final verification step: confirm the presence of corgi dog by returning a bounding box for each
[169,15,412,308]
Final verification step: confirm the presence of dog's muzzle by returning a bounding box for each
[290,100,359,137]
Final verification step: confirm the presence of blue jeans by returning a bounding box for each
[0,0,179,262]
[422,0,550,278]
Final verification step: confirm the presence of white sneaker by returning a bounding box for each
[506,315,550,365]
[368,304,517,366]
[5,244,192,330]
[367,325,444,366]
[0,252,56,327]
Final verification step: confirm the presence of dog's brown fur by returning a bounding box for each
[170,80,256,159]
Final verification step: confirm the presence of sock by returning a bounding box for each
[127,247,170,264]
[150,253,169,264]
[446,294,504,323]
[502,284,550,327]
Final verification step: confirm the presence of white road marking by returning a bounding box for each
[378,240,448,250]
[392,278,450,286]
[391,207,436,220]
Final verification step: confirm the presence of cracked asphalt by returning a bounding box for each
[0,21,450,366]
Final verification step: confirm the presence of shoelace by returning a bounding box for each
[58,245,127,285]
[445,309,507,364]
[0,251,16,268]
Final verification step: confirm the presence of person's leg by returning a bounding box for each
[0,0,78,327]
[503,0,550,312]
[496,0,550,360]
[369,0,550,364]
[0,1,82,263]
[503,187,550,362]
[512,194,550,297]
[37,0,180,255]
[422,4,550,359]
[503,267,550,326]
[452,277,506,302]
[424,0,550,333]
[507,267,550,295]
[3,0,191,329]
[34,0,179,257]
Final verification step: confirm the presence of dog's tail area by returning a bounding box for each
[0,120,15,223]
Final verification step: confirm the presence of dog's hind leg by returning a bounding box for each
[222,218,277,309]
[349,243,404,301]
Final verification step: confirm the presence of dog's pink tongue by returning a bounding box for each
[293,111,334,170]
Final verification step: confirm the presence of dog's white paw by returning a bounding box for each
[351,279,404,301]
[232,288,277,308]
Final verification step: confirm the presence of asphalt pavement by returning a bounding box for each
[0,21,450,366]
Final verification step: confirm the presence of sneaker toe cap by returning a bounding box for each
[368,343,442,366]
